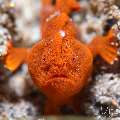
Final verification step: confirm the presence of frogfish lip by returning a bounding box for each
[50,74,68,79]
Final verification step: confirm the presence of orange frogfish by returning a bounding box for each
[4,0,119,115]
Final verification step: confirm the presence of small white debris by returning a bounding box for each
[114,57,118,61]
[115,42,119,46]
[9,1,16,8]
[110,42,115,46]
[59,30,66,38]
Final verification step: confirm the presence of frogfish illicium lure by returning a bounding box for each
[4,0,119,115]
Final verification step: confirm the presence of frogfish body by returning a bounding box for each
[4,0,119,115]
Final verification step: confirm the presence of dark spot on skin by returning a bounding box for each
[42,58,46,62]
[43,65,50,72]
[52,0,56,5]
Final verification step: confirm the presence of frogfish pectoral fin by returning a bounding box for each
[4,47,29,72]
[88,29,119,65]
